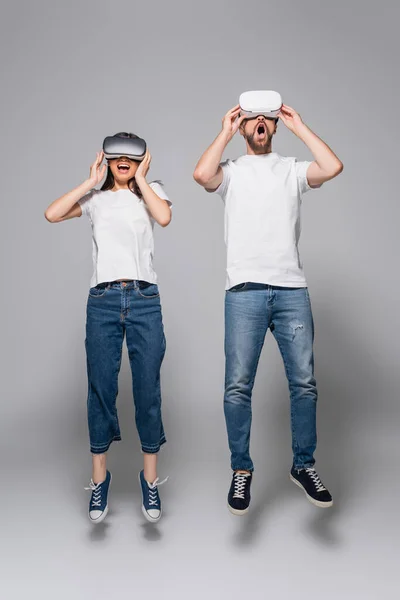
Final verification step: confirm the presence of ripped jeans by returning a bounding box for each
[224,283,317,472]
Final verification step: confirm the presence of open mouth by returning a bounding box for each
[256,122,266,136]
[117,160,131,173]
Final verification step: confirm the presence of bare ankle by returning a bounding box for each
[143,453,157,483]
[92,453,107,484]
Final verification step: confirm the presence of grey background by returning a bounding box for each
[1,0,398,598]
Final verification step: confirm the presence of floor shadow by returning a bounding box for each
[139,522,163,542]
[305,507,340,546]
[86,520,112,542]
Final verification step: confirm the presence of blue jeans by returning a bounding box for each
[224,283,317,472]
[85,280,166,455]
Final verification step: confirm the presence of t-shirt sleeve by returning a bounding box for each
[294,160,322,195]
[150,181,172,207]
[78,189,96,218]
[205,160,231,201]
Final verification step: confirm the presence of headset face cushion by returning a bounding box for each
[103,136,147,161]
[239,90,283,119]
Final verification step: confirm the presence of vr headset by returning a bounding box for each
[103,134,147,161]
[239,90,283,119]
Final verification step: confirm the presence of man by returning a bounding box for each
[193,99,343,515]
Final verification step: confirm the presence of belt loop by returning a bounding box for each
[133,280,138,291]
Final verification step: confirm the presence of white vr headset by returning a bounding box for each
[239,90,283,119]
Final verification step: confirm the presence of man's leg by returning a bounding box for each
[224,283,270,513]
[270,287,317,468]
[271,286,332,507]
[224,283,269,471]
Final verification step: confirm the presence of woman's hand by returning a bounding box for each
[89,151,107,186]
[135,150,151,182]
[135,155,171,226]
[222,105,247,142]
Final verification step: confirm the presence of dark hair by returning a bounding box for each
[101,132,143,197]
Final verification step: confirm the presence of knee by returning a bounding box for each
[289,373,317,398]
[224,380,252,407]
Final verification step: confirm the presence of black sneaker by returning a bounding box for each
[228,471,252,515]
[290,466,333,508]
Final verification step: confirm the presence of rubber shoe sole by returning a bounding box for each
[141,504,162,523]
[89,505,109,524]
[290,474,333,508]
[228,503,249,516]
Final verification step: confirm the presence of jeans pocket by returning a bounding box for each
[228,282,247,292]
[136,282,160,299]
[88,283,110,298]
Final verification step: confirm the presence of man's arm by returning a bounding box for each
[278,104,343,187]
[193,105,246,191]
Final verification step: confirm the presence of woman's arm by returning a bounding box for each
[135,151,172,227]
[44,152,106,223]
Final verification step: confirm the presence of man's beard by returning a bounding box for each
[246,129,272,154]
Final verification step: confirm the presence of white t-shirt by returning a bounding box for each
[210,153,321,290]
[78,181,171,288]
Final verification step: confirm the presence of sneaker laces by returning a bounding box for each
[305,468,326,493]
[233,472,251,499]
[85,480,102,507]
[147,476,169,506]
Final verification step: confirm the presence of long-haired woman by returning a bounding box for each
[45,132,172,524]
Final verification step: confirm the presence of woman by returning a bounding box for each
[45,132,172,524]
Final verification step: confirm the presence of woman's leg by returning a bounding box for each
[85,286,124,476]
[125,283,166,522]
[92,453,107,484]
[125,285,166,465]
[143,453,157,483]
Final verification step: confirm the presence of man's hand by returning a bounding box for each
[222,105,247,142]
[277,104,305,137]
[278,104,343,185]
[193,104,247,190]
